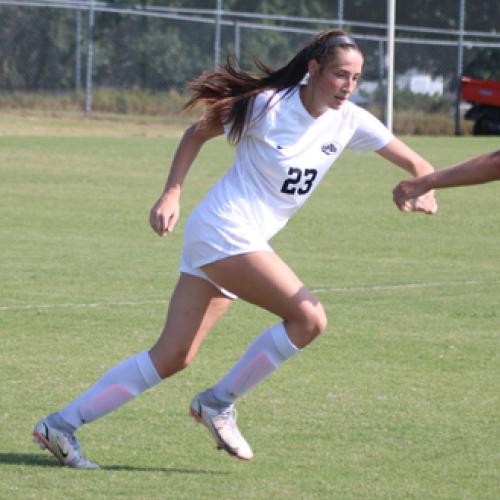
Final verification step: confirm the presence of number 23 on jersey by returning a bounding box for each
[280,167,318,195]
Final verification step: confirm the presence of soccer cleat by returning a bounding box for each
[33,419,99,469]
[190,392,253,461]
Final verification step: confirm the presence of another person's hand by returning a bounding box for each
[393,180,437,214]
[149,190,180,236]
[393,177,437,214]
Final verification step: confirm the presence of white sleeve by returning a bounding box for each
[346,106,394,153]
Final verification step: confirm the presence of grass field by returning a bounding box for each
[0,113,499,499]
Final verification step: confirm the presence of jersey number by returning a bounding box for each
[280,168,318,195]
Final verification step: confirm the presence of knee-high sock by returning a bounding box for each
[211,323,299,405]
[57,351,161,430]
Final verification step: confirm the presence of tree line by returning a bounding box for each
[0,0,498,93]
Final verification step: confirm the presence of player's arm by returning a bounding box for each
[393,150,500,209]
[375,137,438,214]
[150,118,224,236]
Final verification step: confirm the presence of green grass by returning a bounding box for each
[0,117,499,499]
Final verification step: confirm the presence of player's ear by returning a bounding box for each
[307,59,320,79]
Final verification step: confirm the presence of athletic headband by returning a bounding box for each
[323,35,358,50]
[307,34,358,62]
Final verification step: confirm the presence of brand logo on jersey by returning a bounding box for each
[321,142,339,155]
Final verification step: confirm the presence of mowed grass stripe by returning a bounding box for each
[1,278,499,311]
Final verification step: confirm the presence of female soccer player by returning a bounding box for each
[33,29,437,468]
[393,149,500,210]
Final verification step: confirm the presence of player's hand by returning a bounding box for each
[149,191,180,236]
[393,178,437,214]
[410,189,437,214]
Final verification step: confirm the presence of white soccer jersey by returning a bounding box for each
[182,86,393,270]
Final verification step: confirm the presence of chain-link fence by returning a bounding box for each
[1,0,499,133]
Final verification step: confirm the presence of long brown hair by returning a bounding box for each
[183,29,360,143]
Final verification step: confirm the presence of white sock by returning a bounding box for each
[57,351,161,430]
[211,323,299,405]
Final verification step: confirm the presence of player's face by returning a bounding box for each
[308,49,363,112]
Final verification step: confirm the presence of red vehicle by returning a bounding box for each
[461,76,500,135]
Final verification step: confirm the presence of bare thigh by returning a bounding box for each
[149,273,233,378]
[201,251,327,348]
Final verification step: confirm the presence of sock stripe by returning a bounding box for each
[271,323,300,359]
[136,351,162,386]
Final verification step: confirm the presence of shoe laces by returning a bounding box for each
[67,435,94,467]
[68,434,82,455]
[221,405,236,418]
[216,406,238,429]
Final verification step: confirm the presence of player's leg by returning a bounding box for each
[148,274,233,378]
[203,250,327,348]
[33,273,233,468]
[190,250,327,460]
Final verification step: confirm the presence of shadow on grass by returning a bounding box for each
[101,464,227,474]
[0,453,58,467]
[0,453,227,475]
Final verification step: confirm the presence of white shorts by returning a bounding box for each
[179,251,238,299]
[179,206,272,299]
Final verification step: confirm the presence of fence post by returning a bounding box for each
[454,0,466,136]
[214,0,222,69]
[76,10,81,92]
[234,20,240,67]
[386,0,395,133]
[379,40,385,122]
[85,0,95,117]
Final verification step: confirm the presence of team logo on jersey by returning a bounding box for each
[321,142,339,155]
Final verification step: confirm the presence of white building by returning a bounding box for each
[396,71,444,96]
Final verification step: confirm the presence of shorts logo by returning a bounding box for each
[321,142,339,155]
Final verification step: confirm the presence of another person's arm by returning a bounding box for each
[392,150,500,212]
[376,137,438,214]
[149,118,224,236]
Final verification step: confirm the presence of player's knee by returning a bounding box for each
[160,357,189,378]
[297,302,328,344]
[310,302,328,337]
[149,347,194,379]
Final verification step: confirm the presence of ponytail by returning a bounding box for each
[183,29,358,143]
